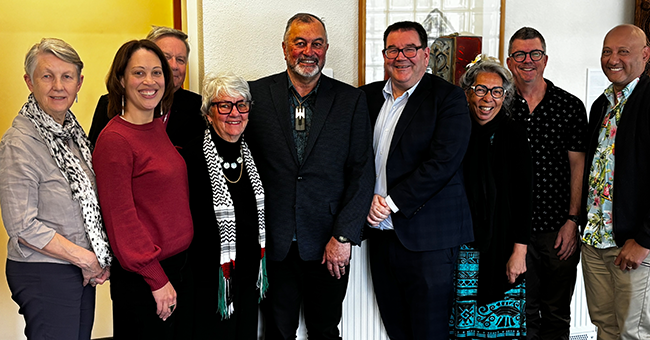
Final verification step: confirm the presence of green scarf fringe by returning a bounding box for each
[217,266,229,319]
[258,254,269,302]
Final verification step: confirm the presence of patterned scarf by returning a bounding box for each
[19,94,112,268]
[202,128,267,319]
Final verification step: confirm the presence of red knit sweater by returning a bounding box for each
[94,116,193,291]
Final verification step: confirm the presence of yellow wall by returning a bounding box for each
[0,1,173,339]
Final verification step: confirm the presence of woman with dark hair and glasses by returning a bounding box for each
[449,55,533,339]
[181,73,267,339]
[93,39,194,339]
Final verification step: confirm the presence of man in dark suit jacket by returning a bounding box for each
[360,21,473,340]
[87,26,205,149]
[245,13,374,340]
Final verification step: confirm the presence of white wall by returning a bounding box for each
[200,0,359,88]
[503,0,634,106]
[195,0,634,105]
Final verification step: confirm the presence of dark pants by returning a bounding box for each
[368,229,458,340]
[6,260,96,340]
[110,251,192,340]
[262,242,349,340]
[192,245,261,340]
[526,231,580,340]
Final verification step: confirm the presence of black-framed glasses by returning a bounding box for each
[509,49,545,62]
[383,46,424,59]
[210,100,252,115]
[471,85,505,99]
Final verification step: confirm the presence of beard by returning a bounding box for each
[288,56,325,79]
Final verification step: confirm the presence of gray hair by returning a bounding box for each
[459,55,515,108]
[24,38,83,80]
[508,27,546,55]
[146,25,190,55]
[283,13,328,43]
[201,73,252,118]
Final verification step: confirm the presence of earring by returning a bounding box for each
[75,94,78,103]
[121,95,125,116]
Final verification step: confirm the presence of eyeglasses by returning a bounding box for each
[471,85,505,99]
[509,50,545,62]
[383,46,424,59]
[210,100,252,115]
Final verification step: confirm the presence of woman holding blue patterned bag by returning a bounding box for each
[449,55,533,339]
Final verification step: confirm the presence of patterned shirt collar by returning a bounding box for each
[514,78,555,102]
[604,77,639,107]
[287,73,320,98]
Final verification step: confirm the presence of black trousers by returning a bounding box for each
[6,260,96,340]
[262,242,349,340]
[526,231,580,340]
[110,251,193,340]
[192,245,261,340]
[368,229,457,340]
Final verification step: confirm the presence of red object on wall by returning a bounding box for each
[430,35,482,85]
[453,36,482,85]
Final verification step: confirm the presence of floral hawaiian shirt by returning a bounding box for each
[582,78,639,248]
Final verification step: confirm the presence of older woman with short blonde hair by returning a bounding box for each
[0,38,111,340]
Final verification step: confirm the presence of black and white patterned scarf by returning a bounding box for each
[19,94,112,268]
[203,128,267,319]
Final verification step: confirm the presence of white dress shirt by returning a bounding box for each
[371,79,421,230]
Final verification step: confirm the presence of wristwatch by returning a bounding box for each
[335,235,351,244]
[568,215,579,224]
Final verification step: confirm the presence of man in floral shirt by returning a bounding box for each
[581,24,650,340]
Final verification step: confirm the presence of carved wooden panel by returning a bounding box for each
[635,0,650,75]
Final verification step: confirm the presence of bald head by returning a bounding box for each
[601,24,650,92]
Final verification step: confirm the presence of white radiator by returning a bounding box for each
[259,243,597,339]
[341,243,390,339]
[569,258,597,339]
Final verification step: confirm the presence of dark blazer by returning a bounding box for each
[360,73,473,251]
[246,72,375,262]
[87,88,206,149]
[581,74,650,248]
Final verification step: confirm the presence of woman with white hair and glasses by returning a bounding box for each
[182,73,267,339]
[449,55,533,339]
[0,38,111,339]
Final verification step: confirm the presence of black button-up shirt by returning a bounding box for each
[510,79,587,233]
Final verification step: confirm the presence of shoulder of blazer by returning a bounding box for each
[359,80,387,97]
[416,73,458,98]
[359,80,387,117]
[172,88,202,109]
[250,71,287,90]
[627,74,650,106]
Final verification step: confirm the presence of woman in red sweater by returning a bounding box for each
[93,39,194,339]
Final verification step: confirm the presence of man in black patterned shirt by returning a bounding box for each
[506,27,588,340]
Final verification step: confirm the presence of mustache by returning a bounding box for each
[297,56,319,64]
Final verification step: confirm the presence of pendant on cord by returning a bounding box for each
[295,105,306,131]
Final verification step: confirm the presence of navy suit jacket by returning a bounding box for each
[246,72,375,262]
[360,73,473,251]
